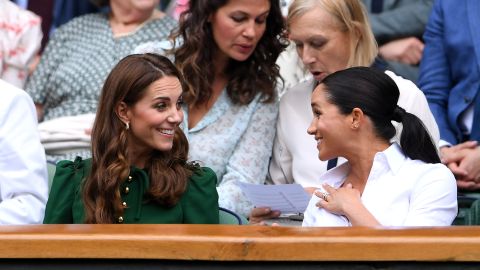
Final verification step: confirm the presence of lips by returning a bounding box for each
[315,136,323,147]
[157,128,175,136]
[311,71,326,82]
[236,44,254,54]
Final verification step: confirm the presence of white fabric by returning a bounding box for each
[0,0,42,88]
[0,79,48,224]
[276,43,311,98]
[268,71,440,188]
[459,103,474,137]
[38,113,94,153]
[302,143,457,227]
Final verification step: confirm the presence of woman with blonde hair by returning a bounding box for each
[251,0,439,223]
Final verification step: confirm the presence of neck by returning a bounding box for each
[109,6,162,35]
[344,138,390,192]
[213,50,229,78]
[128,145,152,169]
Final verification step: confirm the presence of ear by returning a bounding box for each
[350,107,364,129]
[116,101,130,125]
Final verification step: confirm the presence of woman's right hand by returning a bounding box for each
[304,187,319,195]
[248,207,281,225]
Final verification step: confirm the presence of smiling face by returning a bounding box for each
[123,76,184,154]
[289,6,351,82]
[307,84,351,161]
[210,0,271,63]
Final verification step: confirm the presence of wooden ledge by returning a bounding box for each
[0,225,479,261]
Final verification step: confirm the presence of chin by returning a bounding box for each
[154,143,173,152]
[318,152,334,162]
[231,53,252,62]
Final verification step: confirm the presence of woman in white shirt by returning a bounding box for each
[302,67,457,226]
[250,0,439,223]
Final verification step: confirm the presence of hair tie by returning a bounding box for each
[392,105,406,122]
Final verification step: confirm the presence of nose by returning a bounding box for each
[307,118,316,135]
[168,108,183,124]
[300,46,315,65]
[242,20,255,39]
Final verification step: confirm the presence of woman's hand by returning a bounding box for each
[248,207,281,225]
[304,186,319,195]
[315,183,380,226]
[315,183,361,216]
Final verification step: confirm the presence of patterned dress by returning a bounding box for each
[182,90,279,217]
[25,13,177,162]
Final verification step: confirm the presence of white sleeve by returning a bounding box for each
[386,71,440,148]
[267,107,294,185]
[0,82,48,224]
[403,164,458,226]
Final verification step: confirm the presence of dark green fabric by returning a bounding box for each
[43,157,219,224]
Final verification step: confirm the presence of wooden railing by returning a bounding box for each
[0,225,479,268]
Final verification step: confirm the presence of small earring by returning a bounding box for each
[125,122,130,130]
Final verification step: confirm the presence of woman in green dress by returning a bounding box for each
[43,53,219,224]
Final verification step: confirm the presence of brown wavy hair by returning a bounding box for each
[170,0,288,106]
[83,53,194,224]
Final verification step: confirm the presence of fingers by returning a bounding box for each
[249,207,281,225]
[447,162,468,177]
[457,179,480,190]
[441,148,472,164]
[322,183,336,194]
[304,186,319,195]
[455,140,478,150]
[315,199,327,208]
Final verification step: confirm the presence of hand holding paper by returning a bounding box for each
[239,182,311,214]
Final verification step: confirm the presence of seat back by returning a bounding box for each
[464,199,480,225]
[219,207,248,225]
[46,161,57,193]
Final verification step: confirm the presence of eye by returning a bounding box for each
[231,15,246,23]
[155,102,167,111]
[313,109,322,118]
[309,39,326,49]
[176,98,184,110]
[255,15,268,24]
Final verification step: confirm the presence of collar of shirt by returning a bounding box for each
[182,89,231,133]
[319,143,407,189]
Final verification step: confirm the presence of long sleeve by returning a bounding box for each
[43,158,86,224]
[0,81,48,224]
[366,0,433,43]
[217,101,278,217]
[417,2,456,144]
[182,167,219,224]
[268,103,294,185]
[24,20,69,108]
[386,71,440,147]
[403,164,457,226]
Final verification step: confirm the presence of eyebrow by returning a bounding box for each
[233,10,270,17]
[153,96,170,100]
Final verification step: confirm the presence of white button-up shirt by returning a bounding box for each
[303,143,458,227]
[0,79,48,224]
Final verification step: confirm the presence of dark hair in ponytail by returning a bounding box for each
[320,66,440,164]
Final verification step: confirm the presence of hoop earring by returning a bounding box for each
[125,122,130,130]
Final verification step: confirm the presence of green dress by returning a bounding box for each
[43,157,219,224]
